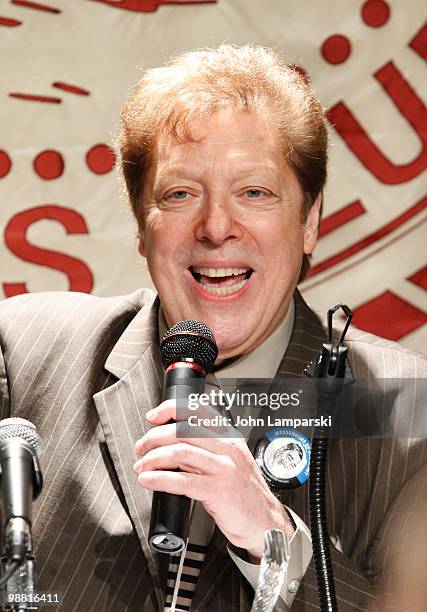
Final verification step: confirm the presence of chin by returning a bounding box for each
[164,303,254,358]
[210,327,253,361]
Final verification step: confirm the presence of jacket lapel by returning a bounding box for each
[93,294,169,609]
[275,289,326,379]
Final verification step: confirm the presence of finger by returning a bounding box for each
[137,469,205,499]
[146,397,230,425]
[133,442,222,475]
[135,422,222,456]
[135,421,241,457]
[146,399,176,424]
[135,422,177,455]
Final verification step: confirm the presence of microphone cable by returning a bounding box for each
[305,304,353,612]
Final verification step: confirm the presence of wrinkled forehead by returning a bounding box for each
[151,108,285,173]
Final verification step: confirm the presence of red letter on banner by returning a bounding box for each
[3,205,94,297]
[327,61,427,184]
[90,0,216,13]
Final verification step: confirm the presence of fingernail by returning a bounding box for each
[146,409,156,419]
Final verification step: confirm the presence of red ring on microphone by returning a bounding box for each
[165,361,207,376]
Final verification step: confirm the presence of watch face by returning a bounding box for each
[255,427,311,489]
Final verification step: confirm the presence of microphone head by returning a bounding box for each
[160,320,218,372]
[0,418,44,459]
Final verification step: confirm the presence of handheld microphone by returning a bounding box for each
[0,418,43,564]
[148,320,218,554]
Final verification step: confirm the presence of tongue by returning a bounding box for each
[199,272,247,287]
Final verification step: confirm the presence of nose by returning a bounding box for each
[194,196,243,246]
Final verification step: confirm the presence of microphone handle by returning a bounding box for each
[149,366,205,554]
[0,440,34,526]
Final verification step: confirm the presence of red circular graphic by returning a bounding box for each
[361,0,390,27]
[0,150,12,178]
[322,35,352,65]
[33,150,64,180]
[86,144,116,175]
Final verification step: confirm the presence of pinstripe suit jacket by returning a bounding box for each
[0,289,425,611]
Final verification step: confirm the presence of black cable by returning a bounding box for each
[309,434,337,611]
[307,303,353,612]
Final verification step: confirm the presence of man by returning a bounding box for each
[0,45,425,611]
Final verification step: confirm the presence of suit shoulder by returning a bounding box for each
[311,305,426,376]
[0,289,156,347]
[339,327,426,376]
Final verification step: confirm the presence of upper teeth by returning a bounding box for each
[193,267,249,277]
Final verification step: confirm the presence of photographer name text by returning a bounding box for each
[187,414,332,428]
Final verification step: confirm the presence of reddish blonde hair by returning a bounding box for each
[119,44,328,280]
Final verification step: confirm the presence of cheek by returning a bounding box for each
[265,219,304,257]
[144,225,190,286]
[143,212,173,257]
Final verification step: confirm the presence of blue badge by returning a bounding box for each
[255,427,311,489]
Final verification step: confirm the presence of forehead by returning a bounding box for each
[154,109,283,174]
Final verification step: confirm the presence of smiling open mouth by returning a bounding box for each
[190,266,253,296]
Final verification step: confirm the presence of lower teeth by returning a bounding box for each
[200,279,248,295]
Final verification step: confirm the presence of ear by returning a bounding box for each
[303,193,322,255]
[138,231,146,257]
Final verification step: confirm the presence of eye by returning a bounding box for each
[245,189,265,198]
[166,190,190,200]
[241,188,274,200]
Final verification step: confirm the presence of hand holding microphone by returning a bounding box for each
[134,319,295,560]
[147,320,218,554]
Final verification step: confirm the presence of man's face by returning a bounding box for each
[139,108,319,362]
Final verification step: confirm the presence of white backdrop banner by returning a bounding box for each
[0,0,426,352]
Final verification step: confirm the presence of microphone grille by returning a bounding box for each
[0,418,44,459]
[160,320,218,372]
